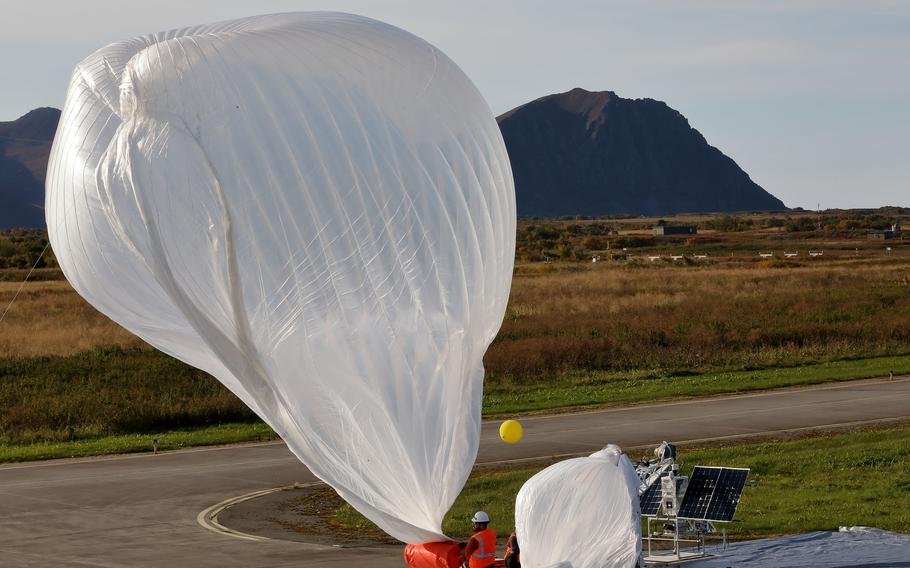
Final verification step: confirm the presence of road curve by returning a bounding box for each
[1,377,908,567]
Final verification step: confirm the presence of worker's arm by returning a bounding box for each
[464,536,478,564]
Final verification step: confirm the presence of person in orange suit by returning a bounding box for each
[463,511,496,568]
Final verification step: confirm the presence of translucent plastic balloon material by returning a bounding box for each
[45,12,515,543]
[515,446,642,568]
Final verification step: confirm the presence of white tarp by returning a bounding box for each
[46,12,515,544]
[515,446,642,568]
[697,527,910,568]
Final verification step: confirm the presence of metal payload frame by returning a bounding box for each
[635,442,749,566]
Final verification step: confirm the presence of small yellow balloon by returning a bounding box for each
[499,419,523,444]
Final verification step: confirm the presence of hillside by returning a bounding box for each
[0,107,59,228]
[497,88,786,216]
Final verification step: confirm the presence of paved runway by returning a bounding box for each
[1,377,908,567]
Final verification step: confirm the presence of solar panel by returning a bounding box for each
[639,477,663,516]
[677,466,749,522]
[639,483,662,516]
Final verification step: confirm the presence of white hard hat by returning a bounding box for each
[472,511,490,523]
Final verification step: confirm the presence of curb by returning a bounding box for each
[196,481,324,542]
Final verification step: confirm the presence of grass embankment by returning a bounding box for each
[1,346,907,462]
[0,348,260,452]
[484,355,910,415]
[0,423,276,463]
[333,425,910,540]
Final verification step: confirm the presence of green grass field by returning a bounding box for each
[0,347,257,447]
[0,422,277,463]
[1,349,906,462]
[484,354,910,415]
[333,425,910,540]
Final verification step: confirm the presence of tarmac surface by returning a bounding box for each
[1,376,909,567]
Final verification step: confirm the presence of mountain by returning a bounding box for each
[497,88,786,216]
[0,107,59,228]
[0,91,784,228]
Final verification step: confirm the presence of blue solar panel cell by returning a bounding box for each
[678,466,748,522]
[638,477,680,517]
[639,478,663,516]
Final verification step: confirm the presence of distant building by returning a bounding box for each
[868,224,901,240]
[654,225,697,236]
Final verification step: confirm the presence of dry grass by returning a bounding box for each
[0,281,145,357]
[487,258,910,379]
[2,258,909,375]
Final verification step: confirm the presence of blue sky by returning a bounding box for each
[2,1,907,209]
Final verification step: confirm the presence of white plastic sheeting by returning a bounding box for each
[515,446,642,568]
[697,527,910,567]
[45,12,515,544]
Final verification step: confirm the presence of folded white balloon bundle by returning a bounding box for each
[515,445,642,568]
[47,12,515,543]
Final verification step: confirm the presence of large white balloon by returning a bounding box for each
[46,12,515,543]
[515,446,642,568]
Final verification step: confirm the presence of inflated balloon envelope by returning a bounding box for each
[46,12,515,543]
[515,446,642,568]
